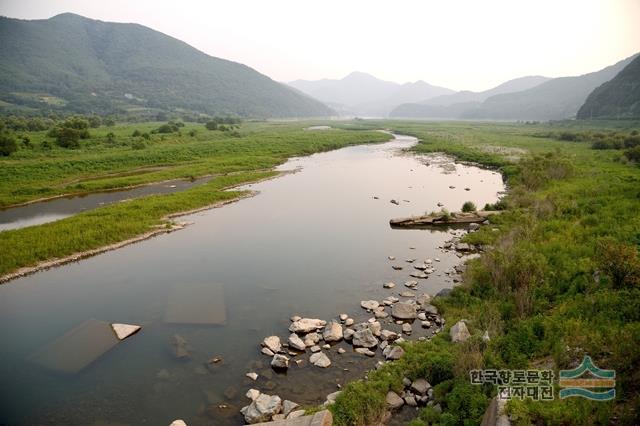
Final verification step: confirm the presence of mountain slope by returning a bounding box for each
[390,76,550,118]
[0,13,332,117]
[466,54,637,120]
[422,76,551,106]
[288,72,454,116]
[391,55,637,120]
[577,55,640,119]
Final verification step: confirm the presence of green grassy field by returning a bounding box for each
[325,120,640,425]
[0,121,390,277]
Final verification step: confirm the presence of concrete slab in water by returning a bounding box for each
[164,282,226,325]
[111,323,142,340]
[29,319,120,374]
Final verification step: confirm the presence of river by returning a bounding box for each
[0,134,504,425]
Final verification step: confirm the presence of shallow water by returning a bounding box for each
[0,135,504,425]
[0,177,210,231]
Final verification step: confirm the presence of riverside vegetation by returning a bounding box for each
[0,120,389,277]
[321,120,640,425]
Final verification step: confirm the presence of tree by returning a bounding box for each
[0,134,18,156]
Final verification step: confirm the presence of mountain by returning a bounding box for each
[288,72,454,116]
[422,76,551,106]
[577,55,640,119]
[465,54,638,120]
[391,55,637,120]
[0,13,332,118]
[390,76,550,118]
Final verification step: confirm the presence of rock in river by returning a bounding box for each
[392,302,417,320]
[271,354,289,370]
[288,333,306,351]
[310,352,331,368]
[241,393,282,424]
[262,336,282,354]
[352,328,378,348]
[289,318,326,334]
[323,321,343,342]
[361,300,380,310]
[355,347,376,357]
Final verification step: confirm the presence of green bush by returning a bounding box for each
[0,133,18,156]
[462,201,477,212]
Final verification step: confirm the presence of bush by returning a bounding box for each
[132,140,146,150]
[596,238,640,289]
[0,134,18,156]
[462,201,477,212]
[131,129,141,137]
[205,121,218,130]
[624,146,640,162]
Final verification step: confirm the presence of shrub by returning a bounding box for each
[0,133,18,156]
[205,121,218,130]
[624,146,640,162]
[462,201,477,212]
[132,140,146,150]
[131,129,141,137]
[596,238,640,289]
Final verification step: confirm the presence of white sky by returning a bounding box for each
[1,0,639,91]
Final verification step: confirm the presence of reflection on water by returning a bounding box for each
[0,135,504,425]
[0,177,210,231]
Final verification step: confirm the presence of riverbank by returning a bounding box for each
[326,121,640,425]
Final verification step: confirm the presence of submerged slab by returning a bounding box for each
[164,282,226,325]
[29,319,120,374]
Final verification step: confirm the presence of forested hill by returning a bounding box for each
[0,13,332,118]
[578,54,640,119]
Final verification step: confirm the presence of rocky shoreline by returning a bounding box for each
[237,220,491,424]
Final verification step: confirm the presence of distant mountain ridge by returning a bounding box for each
[288,72,454,117]
[0,13,332,118]
[391,55,638,120]
[577,55,640,119]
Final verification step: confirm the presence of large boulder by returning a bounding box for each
[262,336,282,353]
[384,345,405,360]
[450,320,471,343]
[241,393,282,424]
[288,333,306,351]
[310,352,331,368]
[289,318,327,334]
[352,328,378,348]
[361,300,380,310]
[323,322,343,342]
[386,391,404,409]
[411,378,431,395]
[392,302,417,320]
[271,354,289,369]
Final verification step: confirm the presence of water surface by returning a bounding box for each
[0,177,210,231]
[0,135,504,425]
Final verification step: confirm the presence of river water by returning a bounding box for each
[0,134,504,425]
[0,177,211,231]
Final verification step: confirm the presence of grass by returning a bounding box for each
[0,121,390,277]
[327,120,640,425]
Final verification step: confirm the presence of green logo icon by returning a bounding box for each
[559,356,615,401]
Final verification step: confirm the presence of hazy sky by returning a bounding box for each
[2,0,639,91]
